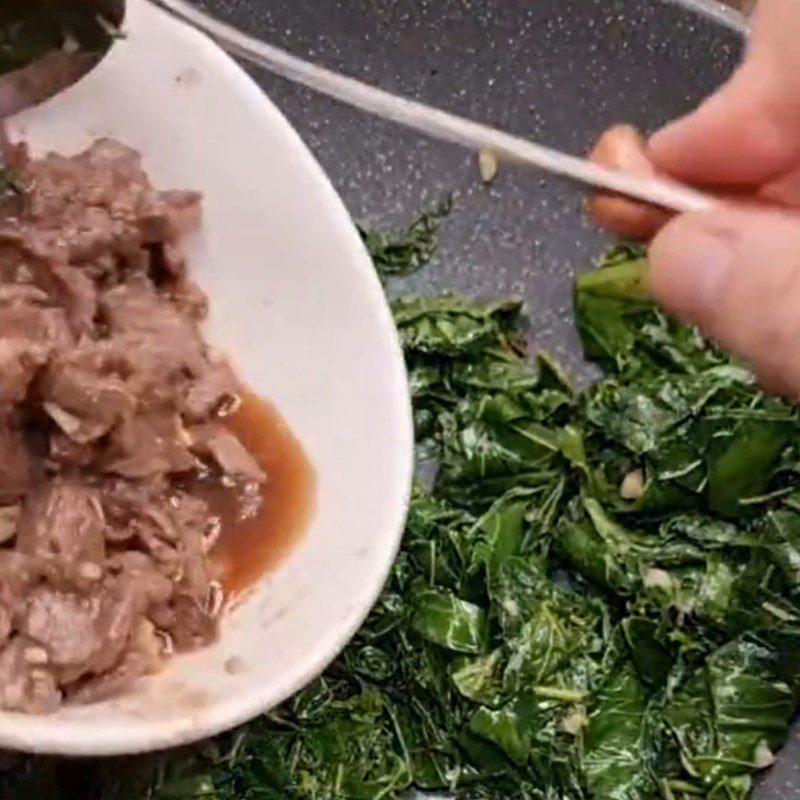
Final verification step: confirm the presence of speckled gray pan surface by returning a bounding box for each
[193,0,749,377]
[191,1,795,796]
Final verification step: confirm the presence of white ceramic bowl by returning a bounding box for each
[2,0,413,755]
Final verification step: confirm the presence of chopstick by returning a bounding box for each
[152,0,716,215]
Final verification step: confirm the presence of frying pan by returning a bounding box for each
[186,1,796,797]
[1,0,790,794]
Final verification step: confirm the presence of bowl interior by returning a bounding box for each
[1,0,412,755]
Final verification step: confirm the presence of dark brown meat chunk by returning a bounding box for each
[20,587,102,668]
[139,189,202,243]
[0,302,72,403]
[0,339,40,405]
[41,344,135,443]
[189,424,265,483]
[49,264,98,337]
[16,481,106,576]
[88,577,146,675]
[169,275,209,322]
[101,282,205,368]
[0,552,40,647]
[19,573,157,683]
[6,139,198,277]
[103,412,195,479]
[0,506,20,547]
[182,357,240,422]
[173,493,215,601]
[68,647,148,705]
[0,637,61,713]
[20,140,155,263]
[98,282,211,413]
[150,241,188,282]
[0,416,36,503]
[48,431,96,469]
[152,592,218,652]
[106,552,173,608]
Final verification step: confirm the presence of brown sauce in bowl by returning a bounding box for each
[208,392,315,597]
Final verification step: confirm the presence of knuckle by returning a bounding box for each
[588,125,667,240]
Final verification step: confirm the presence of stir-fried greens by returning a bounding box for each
[5,224,800,798]
[358,199,452,280]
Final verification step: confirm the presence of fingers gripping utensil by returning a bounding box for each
[152,0,715,215]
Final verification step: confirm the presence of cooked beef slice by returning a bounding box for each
[89,577,147,675]
[0,243,97,337]
[0,339,43,404]
[68,646,148,705]
[152,592,218,652]
[17,481,105,564]
[18,139,201,265]
[41,344,136,443]
[139,190,202,244]
[0,505,19,546]
[0,138,264,712]
[0,415,36,502]
[101,281,205,373]
[47,431,96,469]
[0,552,40,647]
[169,275,209,322]
[0,637,61,713]
[49,263,98,336]
[0,300,72,403]
[105,552,173,608]
[20,572,165,683]
[182,357,240,422]
[189,423,265,483]
[20,587,102,668]
[102,484,215,601]
[0,284,49,305]
[103,412,195,479]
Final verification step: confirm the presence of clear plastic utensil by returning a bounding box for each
[152,0,714,215]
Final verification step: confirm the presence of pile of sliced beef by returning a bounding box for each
[0,139,265,712]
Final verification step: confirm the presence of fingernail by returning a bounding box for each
[651,219,735,324]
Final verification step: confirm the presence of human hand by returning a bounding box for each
[590,0,800,395]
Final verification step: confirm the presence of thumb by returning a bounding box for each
[650,207,800,396]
